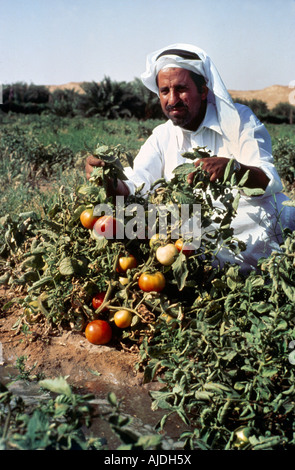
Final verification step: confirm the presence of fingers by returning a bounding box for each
[85,155,105,180]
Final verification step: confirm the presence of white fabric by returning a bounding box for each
[123,103,295,272]
[141,43,241,156]
[123,43,295,272]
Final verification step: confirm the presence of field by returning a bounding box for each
[1,113,295,450]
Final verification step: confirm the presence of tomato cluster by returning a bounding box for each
[82,224,196,346]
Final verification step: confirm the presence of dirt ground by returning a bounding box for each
[0,286,149,389]
[1,285,190,444]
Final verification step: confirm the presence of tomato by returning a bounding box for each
[85,319,112,345]
[92,292,108,311]
[138,272,166,292]
[117,254,137,273]
[149,233,165,249]
[119,276,129,286]
[114,309,133,328]
[24,300,39,324]
[80,208,99,229]
[174,238,195,257]
[93,215,117,240]
[156,243,179,266]
[233,427,252,449]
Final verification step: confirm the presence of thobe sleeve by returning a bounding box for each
[236,104,283,197]
[123,128,165,195]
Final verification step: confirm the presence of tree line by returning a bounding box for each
[1,78,294,124]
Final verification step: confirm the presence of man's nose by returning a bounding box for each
[167,89,179,106]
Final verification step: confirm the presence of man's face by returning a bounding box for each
[157,68,208,131]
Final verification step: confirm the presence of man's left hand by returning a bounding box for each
[187,156,230,185]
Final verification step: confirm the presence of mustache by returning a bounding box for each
[166,101,187,112]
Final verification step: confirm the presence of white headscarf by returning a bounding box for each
[141,43,240,153]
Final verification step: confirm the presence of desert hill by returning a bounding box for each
[46,82,290,110]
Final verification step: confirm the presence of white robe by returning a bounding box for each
[124,103,295,272]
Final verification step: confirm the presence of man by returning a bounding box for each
[85,43,294,271]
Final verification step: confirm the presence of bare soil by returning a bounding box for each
[0,286,147,389]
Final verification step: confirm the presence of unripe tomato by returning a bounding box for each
[92,292,108,311]
[117,254,137,273]
[93,215,117,240]
[156,243,179,266]
[138,272,166,292]
[174,238,195,257]
[80,208,99,229]
[85,319,112,345]
[149,233,165,249]
[114,309,133,328]
[24,300,39,324]
[119,276,129,286]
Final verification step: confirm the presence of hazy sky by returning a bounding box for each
[1,0,294,90]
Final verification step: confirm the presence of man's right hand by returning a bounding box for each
[85,155,105,180]
[85,154,130,197]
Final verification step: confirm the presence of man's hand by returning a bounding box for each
[85,154,130,197]
[85,154,105,180]
[187,157,230,184]
[187,156,270,191]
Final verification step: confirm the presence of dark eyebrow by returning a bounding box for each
[156,49,201,61]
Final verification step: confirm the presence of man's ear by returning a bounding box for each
[201,85,209,101]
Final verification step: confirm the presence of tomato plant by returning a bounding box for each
[114,309,133,328]
[156,243,179,266]
[149,233,165,249]
[80,208,99,229]
[117,254,137,272]
[92,292,108,311]
[85,319,112,345]
[138,272,166,292]
[93,215,117,239]
[174,238,195,257]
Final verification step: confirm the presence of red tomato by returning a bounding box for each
[174,239,195,257]
[138,272,166,292]
[114,309,133,328]
[92,292,108,311]
[93,215,117,240]
[80,208,99,229]
[117,254,137,273]
[85,320,112,345]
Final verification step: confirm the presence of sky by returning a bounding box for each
[0,0,294,91]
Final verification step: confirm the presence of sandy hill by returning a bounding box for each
[46,82,290,110]
[229,85,290,110]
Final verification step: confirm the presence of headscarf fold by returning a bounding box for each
[141,43,241,154]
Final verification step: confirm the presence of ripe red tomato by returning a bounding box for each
[138,272,166,292]
[85,320,112,345]
[114,309,133,328]
[80,208,99,229]
[174,239,195,257]
[93,215,117,240]
[92,292,108,311]
[117,254,137,273]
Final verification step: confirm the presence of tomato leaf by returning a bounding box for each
[172,252,188,291]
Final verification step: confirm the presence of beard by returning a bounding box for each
[165,104,190,127]
[163,100,206,131]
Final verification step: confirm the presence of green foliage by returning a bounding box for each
[1,117,295,450]
[0,374,163,450]
[273,138,295,185]
[2,82,50,114]
[76,77,145,119]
